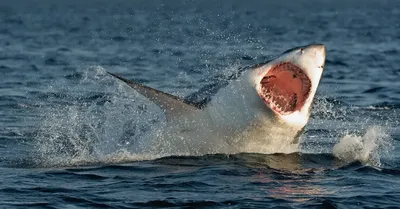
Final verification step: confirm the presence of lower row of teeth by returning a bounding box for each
[262,90,290,112]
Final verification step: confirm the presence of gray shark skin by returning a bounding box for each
[109,44,326,155]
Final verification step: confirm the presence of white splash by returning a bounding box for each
[33,66,164,167]
[332,126,393,167]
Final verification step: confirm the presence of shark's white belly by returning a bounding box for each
[147,78,303,155]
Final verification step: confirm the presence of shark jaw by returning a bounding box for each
[252,44,326,128]
[259,62,311,115]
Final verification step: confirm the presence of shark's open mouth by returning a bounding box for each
[260,62,311,114]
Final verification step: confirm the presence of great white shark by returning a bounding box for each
[108,44,326,155]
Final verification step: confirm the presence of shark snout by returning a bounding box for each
[305,44,326,68]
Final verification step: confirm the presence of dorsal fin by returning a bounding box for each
[108,72,200,120]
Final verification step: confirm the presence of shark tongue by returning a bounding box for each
[260,62,311,113]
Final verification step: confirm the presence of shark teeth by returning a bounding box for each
[261,88,284,114]
[262,89,296,114]
[259,62,312,115]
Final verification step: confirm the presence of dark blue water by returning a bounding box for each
[1,0,400,208]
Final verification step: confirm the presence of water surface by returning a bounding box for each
[1,0,400,208]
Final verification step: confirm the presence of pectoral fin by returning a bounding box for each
[108,72,200,120]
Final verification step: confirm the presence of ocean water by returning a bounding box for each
[1,0,400,208]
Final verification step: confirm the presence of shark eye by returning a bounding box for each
[299,48,304,54]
